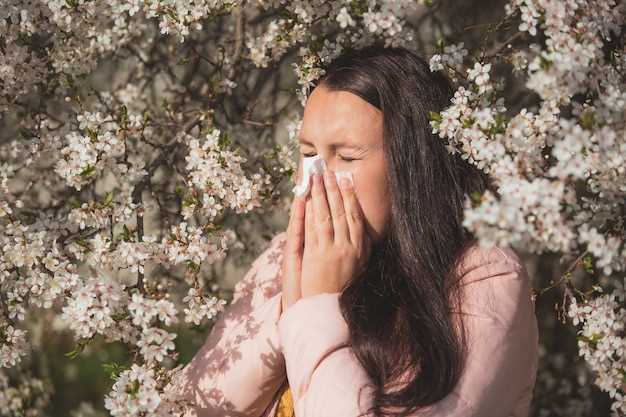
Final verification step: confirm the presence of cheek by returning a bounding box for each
[352,169,389,224]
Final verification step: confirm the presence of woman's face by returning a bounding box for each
[295,85,391,242]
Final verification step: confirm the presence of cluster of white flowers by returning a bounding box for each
[0,325,28,368]
[55,112,125,191]
[429,0,626,409]
[182,287,228,325]
[247,0,419,105]
[429,42,468,74]
[0,0,240,110]
[336,7,356,29]
[247,18,307,68]
[61,278,128,340]
[292,46,329,106]
[467,62,493,94]
[184,128,269,219]
[0,370,51,416]
[113,239,158,275]
[1,223,83,321]
[461,177,579,252]
[137,327,177,364]
[567,281,626,415]
[163,221,230,267]
[577,224,625,277]
[128,293,178,329]
[144,0,238,42]
[103,364,162,417]
[430,82,508,172]
[506,0,624,103]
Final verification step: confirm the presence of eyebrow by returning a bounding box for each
[298,136,366,150]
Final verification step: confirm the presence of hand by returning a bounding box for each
[280,194,306,315]
[300,169,372,298]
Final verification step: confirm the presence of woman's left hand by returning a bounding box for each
[299,169,372,298]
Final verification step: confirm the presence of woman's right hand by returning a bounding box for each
[281,194,306,315]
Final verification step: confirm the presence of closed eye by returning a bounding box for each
[301,153,357,162]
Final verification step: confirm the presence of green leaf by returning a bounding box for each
[577,332,602,349]
[435,38,446,53]
[428,111,442,122]
[181,195,198,209]
[110,311,129,322]
[582,254,594,274]
[121,224,132,242]
[103,191,114,207]
[348,0,368,16]
[539,55,552,70]
[69,198,82,209]
[102,362,126,381]
[85,128,98,142]
[64,339,89,359]
[202,223,222,234]
[469,191,483,207]
[118,105,129,129]
[462,116,476,129]
[579,111,595,130]
[126,379,140,397]
[79,164,96,177]
[75,238,91,251]
[185,259,201,272]
[217,132,231,150]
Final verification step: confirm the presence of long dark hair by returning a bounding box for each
[311,43,495,416]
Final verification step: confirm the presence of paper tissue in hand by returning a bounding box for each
[292,154,354,198]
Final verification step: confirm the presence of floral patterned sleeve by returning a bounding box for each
[168,231,288,417]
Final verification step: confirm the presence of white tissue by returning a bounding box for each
[292,154,354,198]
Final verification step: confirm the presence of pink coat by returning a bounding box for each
[170,230,539,417]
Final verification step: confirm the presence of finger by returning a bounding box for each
[282,197,304,312]
[323,169,349,243]
[286,196,305,253]
[304,196,317,248]
[337,177,366,246]
[311,173,333,243]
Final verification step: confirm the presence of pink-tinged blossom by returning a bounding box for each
[103,364,162,417]
[182,287,228,325]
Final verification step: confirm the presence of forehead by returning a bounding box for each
[298,86,383,148]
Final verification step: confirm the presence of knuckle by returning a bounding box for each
[349,209,361,223]
[318,213,332,224]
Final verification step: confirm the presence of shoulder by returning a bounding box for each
[454,240,526,284]
[453,241,534,330]
[232,230,287,303]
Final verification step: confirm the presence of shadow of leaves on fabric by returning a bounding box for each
[169,232,289,417]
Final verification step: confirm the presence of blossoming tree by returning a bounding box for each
[0,0,624,416]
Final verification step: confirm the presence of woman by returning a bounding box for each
[169,43,539,417]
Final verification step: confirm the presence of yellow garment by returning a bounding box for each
[274,383,295,417]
